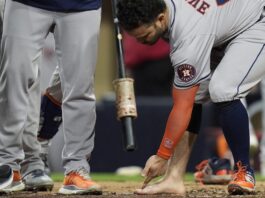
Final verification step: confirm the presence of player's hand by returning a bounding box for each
[141,155,168,189]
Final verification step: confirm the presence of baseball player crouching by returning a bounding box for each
[117,0,265,195]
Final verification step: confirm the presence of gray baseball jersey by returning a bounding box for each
[165,0,265,103]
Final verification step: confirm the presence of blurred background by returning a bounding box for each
[39,0,265,177]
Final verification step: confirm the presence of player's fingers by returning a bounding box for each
[142,176,153,189]
[142,173,154,189]
[142,155,156,177]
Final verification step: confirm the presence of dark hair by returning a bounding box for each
[117,0,167,31]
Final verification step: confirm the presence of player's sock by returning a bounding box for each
[215,100,250,168]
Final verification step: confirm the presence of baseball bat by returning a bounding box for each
[111,0,137,152]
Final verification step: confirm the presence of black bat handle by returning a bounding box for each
[111,0,126,78]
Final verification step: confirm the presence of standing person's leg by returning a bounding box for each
[209,18,265,194]
[0,0,53,192]
[20,69,42,177]
[20,69,54,191]
[52,9,102,195]
[0,1,18,191]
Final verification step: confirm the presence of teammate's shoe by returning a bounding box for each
[2,171,25,192]
[194,157,232,184]
[0,165,13,190]
[58,168,102,195]
[228,162,255,195]
[23,169,54,191]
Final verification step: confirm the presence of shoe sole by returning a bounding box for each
[24,183,54,192]
[58,185,102,195]
[195,175,232,184]
[2,182,25,193]
[228,184,255,195]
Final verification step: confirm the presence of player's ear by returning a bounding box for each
[155,13,167,28]
[156,13,166,23]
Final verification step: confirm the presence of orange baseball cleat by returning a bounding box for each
[228,161,255,195]
[58,168,102,195]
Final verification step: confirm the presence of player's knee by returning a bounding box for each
[38,93,62,140]
[209,81,233,102]
[187,103,202,134]
[209,80,222,100]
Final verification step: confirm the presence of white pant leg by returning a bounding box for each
[209,17,265,102]
[21,68,45,176]
[53,9,101,174]
[0,1,53,170]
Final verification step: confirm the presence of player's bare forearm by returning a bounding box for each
[157,84,200,159]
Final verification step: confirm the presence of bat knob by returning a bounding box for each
[121,116,136,151]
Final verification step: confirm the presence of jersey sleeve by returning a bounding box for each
[171,35,215,89]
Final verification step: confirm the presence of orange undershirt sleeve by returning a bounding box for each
[156,85,199,160]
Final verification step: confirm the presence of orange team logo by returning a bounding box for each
[164,138,174,149]
[177,64,196,82]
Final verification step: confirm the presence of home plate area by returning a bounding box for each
[1,181,265,198]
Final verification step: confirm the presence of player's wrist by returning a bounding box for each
[156,150,171,160]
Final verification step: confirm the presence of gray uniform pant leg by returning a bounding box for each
[20,70,45,176]
[209,17,265,102]
[53,9,101,174]
[0,1,53,170]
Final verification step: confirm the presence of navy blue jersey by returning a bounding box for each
[13,0,101,12]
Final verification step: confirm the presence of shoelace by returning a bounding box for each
[233,161,247,181]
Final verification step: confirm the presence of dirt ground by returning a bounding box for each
[1,181,265,198]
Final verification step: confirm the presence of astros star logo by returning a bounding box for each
[177,64,196,82]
